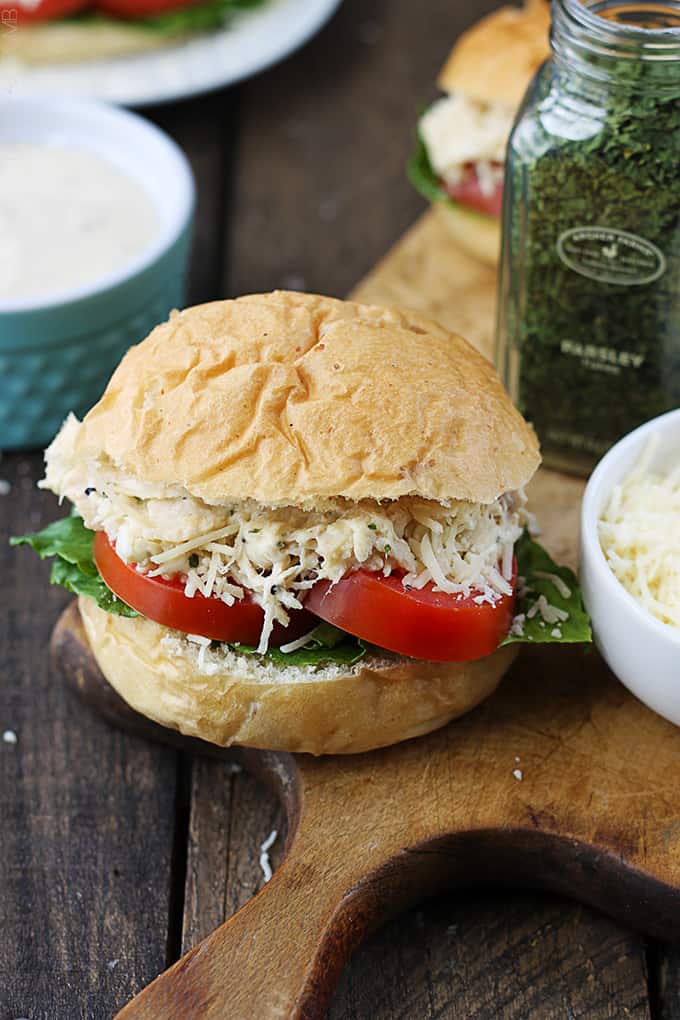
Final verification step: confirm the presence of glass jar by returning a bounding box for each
[496,0,680,475]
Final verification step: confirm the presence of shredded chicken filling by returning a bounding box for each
[43,417,528,652]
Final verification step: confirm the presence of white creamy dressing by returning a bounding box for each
[0,143,159,300]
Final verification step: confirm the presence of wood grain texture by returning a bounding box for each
[54,560,680,1018]
[224,0,501,300]
[148,89,239,307]
[655,943,680,1020]
[352,206,498,358]
[0,456,179,1019]
[329,892,651,1020]
[182,759,286,954]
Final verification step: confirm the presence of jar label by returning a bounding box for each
[556,227,666,286]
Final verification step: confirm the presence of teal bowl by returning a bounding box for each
[0,97,195,450]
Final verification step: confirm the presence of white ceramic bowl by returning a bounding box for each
[0,96,195,450]
[581,408,680,725]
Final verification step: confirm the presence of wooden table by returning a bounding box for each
[1,2,679,1016]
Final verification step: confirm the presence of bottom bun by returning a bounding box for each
[79,597,518,756]
[440,202,501,266]
[2,22,176,66]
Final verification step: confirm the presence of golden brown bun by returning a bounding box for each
[0,21,178,65]
[76,292,539,505]
[441,203,502,266]
[79,597,517,755]
[438,2,551,107]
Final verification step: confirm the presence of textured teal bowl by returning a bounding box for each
[0,97,195,450]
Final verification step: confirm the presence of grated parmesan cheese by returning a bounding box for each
[533,571,571,599]
[509,613,526,637]
[599,440,680,630]
[526,594,569,625]
[259,829,278,884]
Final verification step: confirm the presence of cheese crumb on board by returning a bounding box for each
[259,829,278,884]
[599,439,680,629]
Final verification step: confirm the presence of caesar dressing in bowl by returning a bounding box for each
[0,144,159,302]
[0,96,194,450]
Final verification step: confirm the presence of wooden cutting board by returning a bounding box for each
[51,207,680,1019]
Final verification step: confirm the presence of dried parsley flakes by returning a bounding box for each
[497,0,680,474]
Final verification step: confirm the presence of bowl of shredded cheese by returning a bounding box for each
[581,407,680,725]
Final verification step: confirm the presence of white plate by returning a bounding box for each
[0,0,341,107]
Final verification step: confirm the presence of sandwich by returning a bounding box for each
[13,292,590,755]
[409,0,550,265]
[0,0,266,66]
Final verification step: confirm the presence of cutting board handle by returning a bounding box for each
[115,846,366,1020]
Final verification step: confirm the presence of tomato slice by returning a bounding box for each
[444,162,504,219]
[0,0,91,23]
[93,531,316,646]
[95,0,203,18]
[304,569,515,663]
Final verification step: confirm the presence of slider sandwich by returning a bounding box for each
[14,292,589,754]
[409,0,550,264]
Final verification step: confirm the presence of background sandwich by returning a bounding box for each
[409,0,550,265]
[13,291,589,754]
[0,0,267,66]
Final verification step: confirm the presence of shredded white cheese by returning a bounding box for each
[526,595,569,625]
[533,570,571,599]
[278,625,325,654]
[419,92,514,189]
[43,415,529,651]
[509,613,526,638]
[599,439,680,630]
[259,829,278,884]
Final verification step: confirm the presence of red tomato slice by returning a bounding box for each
[0,0,90,23]
[304,569,516,663]
[95,0,203,18]
[93,531,316,647]
[444,162,504,219]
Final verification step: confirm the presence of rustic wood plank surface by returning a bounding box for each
[330,893,652,1020]
[0,0,675,1017]
[0,458,179,1019]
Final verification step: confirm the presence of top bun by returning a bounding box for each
[74,291,539,506]
[438,0,551,107]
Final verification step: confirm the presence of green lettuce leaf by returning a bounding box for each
[10,516,138,618]
[407,132,447,204]
[227,622,367,668]
[10,518,364,664]
[49,557,139,617]
[407,132,493,225]
[503,533,592,646]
